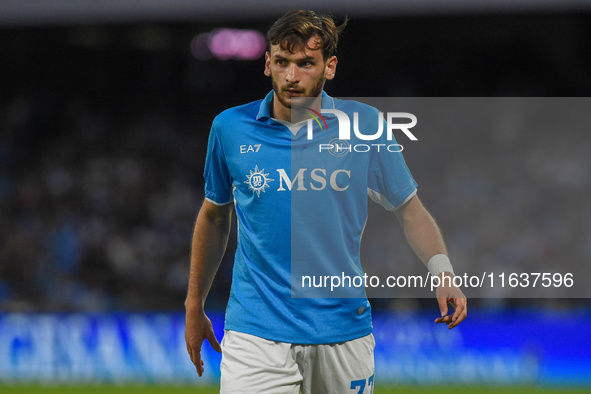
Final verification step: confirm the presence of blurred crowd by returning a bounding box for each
[362,99,591,308]
[1,16,590,312]
[0,94,218,311]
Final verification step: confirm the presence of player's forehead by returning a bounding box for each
[269,36,324,61]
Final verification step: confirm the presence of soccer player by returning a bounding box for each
[185,10,467,393]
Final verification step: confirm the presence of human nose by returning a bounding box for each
[285,63,299,83]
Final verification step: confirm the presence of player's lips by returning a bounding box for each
[285,88,303,96]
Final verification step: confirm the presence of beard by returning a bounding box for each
[271,74,326,109]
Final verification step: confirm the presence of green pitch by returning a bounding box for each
[1,385,590,393]
[0,387,213,394]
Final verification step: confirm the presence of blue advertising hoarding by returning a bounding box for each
[0,309,590,386]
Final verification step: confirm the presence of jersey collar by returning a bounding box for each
[256,90,336,122]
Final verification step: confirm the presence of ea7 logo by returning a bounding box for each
[240,144,261,153]
[306,110,417,141]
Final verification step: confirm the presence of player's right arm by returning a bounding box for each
[185,198,233,377]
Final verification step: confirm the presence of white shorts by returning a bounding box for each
[220,330,375,394]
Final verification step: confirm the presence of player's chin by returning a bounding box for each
[288,93,317,107]
[277,94,293,108]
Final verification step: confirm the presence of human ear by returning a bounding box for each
[324,56,337,80]
[264,51,271,77]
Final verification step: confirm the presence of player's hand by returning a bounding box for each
[434,272,467,329]
[185,308,222,377]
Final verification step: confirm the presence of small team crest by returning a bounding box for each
[245,165,274,197]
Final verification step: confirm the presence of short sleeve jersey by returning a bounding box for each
[204,91,417,344]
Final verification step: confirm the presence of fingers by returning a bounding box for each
[207,331,222,353]
[185,310,221,377]
[435,297,467,329]
[186,330,221,378]
[449,297,467,329]
[186,341,205,376]
[195,351,204,377]
[434,314,453,324]
[437,296,448,318]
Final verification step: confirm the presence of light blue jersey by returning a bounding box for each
[204,91,417,344]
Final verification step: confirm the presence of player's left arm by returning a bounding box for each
[394,194,467,329]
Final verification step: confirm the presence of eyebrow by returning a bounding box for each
[272,53,317,62]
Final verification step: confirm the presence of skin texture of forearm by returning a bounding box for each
[395,195,467,329]
[185,199,233,312]
[395,195,447,266]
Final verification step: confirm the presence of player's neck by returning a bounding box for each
[271,100,292,122]
[271,94,322,123]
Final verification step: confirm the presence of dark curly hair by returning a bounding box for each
[266,10,348,60]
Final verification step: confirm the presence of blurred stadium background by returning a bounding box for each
[1,1,591,392]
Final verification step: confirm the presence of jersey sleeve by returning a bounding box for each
[367,127,418,211]
[203,121,233,205]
